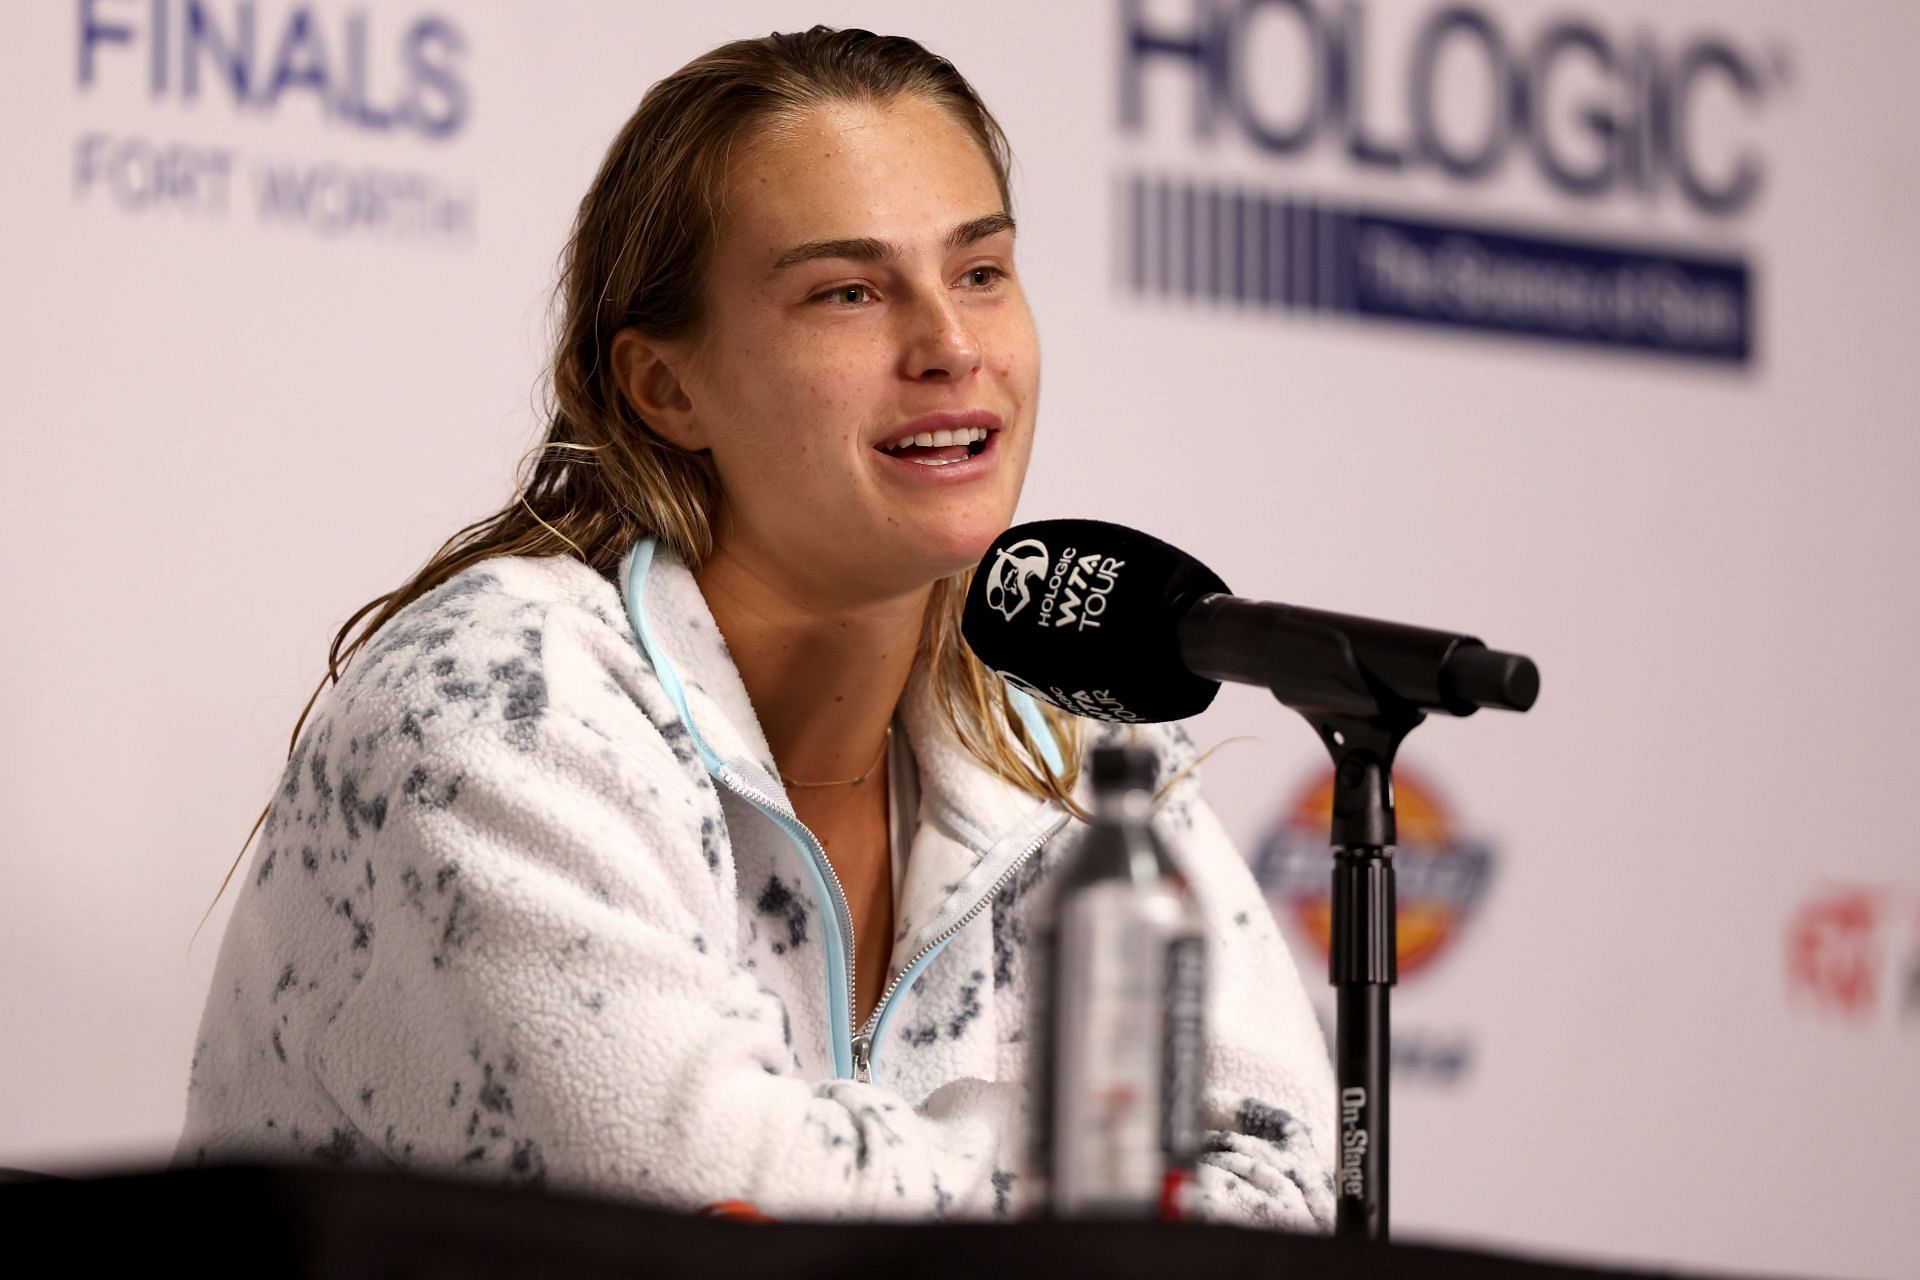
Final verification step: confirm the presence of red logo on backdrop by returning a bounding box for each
[1784,886,1886,1018]
[1783,883,1920,1029]
[1253,763,1493,981]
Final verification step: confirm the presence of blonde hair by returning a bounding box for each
[197,26,1088,939]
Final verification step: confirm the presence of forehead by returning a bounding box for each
[714,97,1006,268]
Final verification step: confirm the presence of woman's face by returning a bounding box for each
[662,95,1039,601]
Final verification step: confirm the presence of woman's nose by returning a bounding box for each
[900,289,981,380]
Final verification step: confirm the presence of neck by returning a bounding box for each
[693,537,930,789]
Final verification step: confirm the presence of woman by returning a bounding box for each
[176,26,1336,1226]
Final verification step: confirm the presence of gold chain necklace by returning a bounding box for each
[780,725,892,789]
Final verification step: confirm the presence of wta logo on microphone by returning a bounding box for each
[985,538,1050,621]
[986,537,1128,631]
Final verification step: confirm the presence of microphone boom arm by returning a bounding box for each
[1176,594,1539,719]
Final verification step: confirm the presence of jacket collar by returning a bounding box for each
[617,536,1067,858]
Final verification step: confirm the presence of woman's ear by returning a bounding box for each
[611,327,705,452]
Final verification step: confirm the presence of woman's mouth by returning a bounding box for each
[872,423,1001,482]
[874,425,992,466]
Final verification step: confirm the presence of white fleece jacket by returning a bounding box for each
[174,537,1337,1226]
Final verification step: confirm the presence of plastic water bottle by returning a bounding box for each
[1036,743,1208,1218]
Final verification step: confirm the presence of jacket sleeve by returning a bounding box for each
[308,710,1027,1219]
[1144,724,1340,1232]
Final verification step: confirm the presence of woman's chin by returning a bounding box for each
[897,516,1010,582]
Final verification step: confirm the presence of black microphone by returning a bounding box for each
[962,519,1539,725]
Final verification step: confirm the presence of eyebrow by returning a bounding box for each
[770,212,1016,271]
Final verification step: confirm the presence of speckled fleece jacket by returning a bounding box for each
[174,536,1338,1226]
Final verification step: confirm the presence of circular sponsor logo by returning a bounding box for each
[1253,763,1494,981]
[985,537,1050,622]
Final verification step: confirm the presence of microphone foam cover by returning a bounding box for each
[962,519,1228,723]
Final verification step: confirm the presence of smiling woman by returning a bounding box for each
[176,25,1337,1229]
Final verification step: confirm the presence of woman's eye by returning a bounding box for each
[814,283,874,306]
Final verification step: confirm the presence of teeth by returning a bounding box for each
[880,426,991,453]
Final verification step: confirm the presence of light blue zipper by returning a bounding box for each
[712,761,862,1076]
[621,536,1070,1083]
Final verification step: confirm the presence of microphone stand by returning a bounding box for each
[1305,702,1422,1241]
[1178,592,1537,1242]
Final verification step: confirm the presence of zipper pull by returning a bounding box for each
[851,1034,873,1083]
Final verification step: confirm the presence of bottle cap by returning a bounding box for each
[1090,744,1157,796]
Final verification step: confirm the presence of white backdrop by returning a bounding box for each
[4,3,1916,1279]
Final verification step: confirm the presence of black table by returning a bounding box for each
[2,1163,1816,1280]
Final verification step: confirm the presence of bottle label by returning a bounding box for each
[1161,933,1207,1161]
